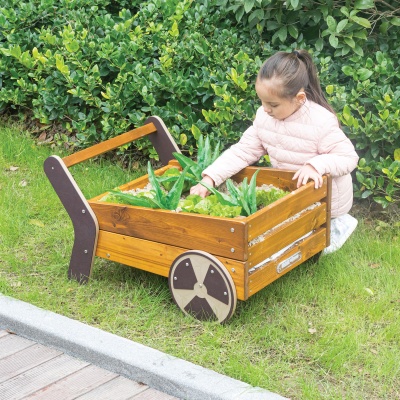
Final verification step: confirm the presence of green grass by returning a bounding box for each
[1,122,399,399]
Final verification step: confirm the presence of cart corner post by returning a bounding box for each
[144,115,182,164]
[44,155,99,283]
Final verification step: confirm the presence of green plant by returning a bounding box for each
[108,161,189,210]
[172,134,222,180]
[355,157,400,208]
[216,0,400,57]
[201,169,288,217]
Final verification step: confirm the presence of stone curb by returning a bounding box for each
[0,294,287,400]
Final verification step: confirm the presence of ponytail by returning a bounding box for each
[258,50,336,115]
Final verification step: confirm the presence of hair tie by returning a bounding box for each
[293,50,300,57]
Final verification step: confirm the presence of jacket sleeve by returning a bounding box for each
[202,122,266,187]
[307,117,359,177]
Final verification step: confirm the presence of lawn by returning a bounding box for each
[0,122,399,399]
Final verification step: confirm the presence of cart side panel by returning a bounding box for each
[95,230,248,300]
[248,228,327,297]
[232,167,298,191]
[247,177,329,241]
[247,203,327,268]
[89,202,248,261]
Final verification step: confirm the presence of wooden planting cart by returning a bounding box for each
[44,116,331,323]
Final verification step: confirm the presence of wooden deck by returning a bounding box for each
[0,330,178,400]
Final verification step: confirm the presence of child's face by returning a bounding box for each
[255,78,304,121]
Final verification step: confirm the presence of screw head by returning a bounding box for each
[231,268,235,272]
[82,210,86,214]
[224,292,227,296]
[211,270,214,274]
[231,248,235,253]
[84,250,88,254]
[174,276,177,280]
[230,228,235,233]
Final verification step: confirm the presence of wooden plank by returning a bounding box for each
[95,230,248,301]
[248,228,327,297]
[0,354,89,399]
[130,388,179,399]
[89,164,175,202]
[89,203,248,261]
[62,123,157,168]
[247,176,329,241]
[0,335,35,359]
[75,376,148,400]
[24,364,118,399]
[0,330,9,339]
[232,166,298,191]
[247,204,327,268]
[0,343,62,384]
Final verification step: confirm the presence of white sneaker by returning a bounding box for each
[322,214,358,255]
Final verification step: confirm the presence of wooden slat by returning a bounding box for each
[26,364,118,399]
[95,230,248,301]
[89,164,175,202]
[75,376,148,400]
[232,166,298,191]
[247,204,327,268]
[0,343,62,384]
[0,331,9,339]
[0,354,89,399]
[247,176,329,241]
[248,228,327,297]
[62,123,157,168]
[0,335,35,359]
[89,202,248,261]
[132,388,178,399]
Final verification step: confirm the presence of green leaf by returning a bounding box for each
[147,161,165,205]
[354,0,374,10]
[326,85,334,95]
[173,152,202,179]
[390,17,400,26]
[107,190,161,208]
[394,149,400,161]
[277,26,287,42]
[344,36,355,48]
[165,167,189,209]
[200,181,237,207]
[351,16,371,28]
[65,40,79,53]
[288,25,298,39]
[337,19,348,33]
[357,68,373,81]
[329,34,339,48]
[326,16,337,32]
[315,38,324,51]
[244,0,255,13]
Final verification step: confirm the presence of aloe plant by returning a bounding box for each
[109,162,189,210]
[200,170,260,217]
[169,135,221,181]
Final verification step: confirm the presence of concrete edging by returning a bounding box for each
[0,294,286,400]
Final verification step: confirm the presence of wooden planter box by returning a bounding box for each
[45,117,331,323]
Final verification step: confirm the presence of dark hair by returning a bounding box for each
[257,50,335,114]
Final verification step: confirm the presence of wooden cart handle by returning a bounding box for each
[62,116,180,168]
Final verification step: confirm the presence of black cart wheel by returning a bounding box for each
[169,251,237,323]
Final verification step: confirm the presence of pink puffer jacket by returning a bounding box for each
[203,100,359,218]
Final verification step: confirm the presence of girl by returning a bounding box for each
[190,50,359,254]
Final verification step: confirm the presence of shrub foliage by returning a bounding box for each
[0,0,399,207]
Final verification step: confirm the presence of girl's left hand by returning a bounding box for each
[293,164,323,189]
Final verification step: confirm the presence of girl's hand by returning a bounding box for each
[293,164,323,189]
[190,175,215,197]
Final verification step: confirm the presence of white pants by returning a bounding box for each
[322,214,358,255]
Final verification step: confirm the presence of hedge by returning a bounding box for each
[0,0,399,207]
